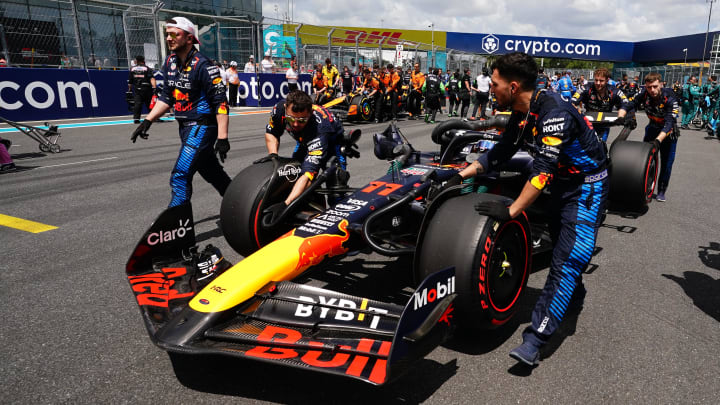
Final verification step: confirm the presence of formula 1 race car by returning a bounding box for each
[126,111,654,385]
[323,90,374,122]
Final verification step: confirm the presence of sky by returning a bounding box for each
[263,0,720,42]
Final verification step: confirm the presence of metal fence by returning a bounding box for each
[0,0,260,70]
[615,65,706,87]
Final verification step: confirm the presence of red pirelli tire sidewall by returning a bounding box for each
[415,193,532,330]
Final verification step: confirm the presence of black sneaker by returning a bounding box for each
[194,244,230,286]
[509,341,540,366]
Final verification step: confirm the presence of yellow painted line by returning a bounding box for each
[0,214,58,233]
[597,112,603,121]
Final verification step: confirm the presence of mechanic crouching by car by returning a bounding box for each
[359,68,385,123]
[131,17,232,208]
[629,72,680,202]
[259,90,347,220]
[571,67,631,142]
[447,52,609,366]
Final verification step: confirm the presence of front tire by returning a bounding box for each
[220,160,298,256]
[415,194,532,329]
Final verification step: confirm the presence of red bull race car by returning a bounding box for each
[126,111,654,385]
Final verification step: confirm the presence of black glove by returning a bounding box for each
[651,138,662,151]
[474,200,512,222]
[262,202,286,226]
[215,138,230,163]
[614,115,626,126]
[343,144,360,159]
[439,173,463,193]
[253,153,278,164]
[131,119,152,143]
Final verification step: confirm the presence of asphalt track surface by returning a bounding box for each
[1,108,719,404]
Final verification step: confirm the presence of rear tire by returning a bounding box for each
[415,194,531,330]
[609,140,657,211]
[220,160,298,256]
[351,95,373,122]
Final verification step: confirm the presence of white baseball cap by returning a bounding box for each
[166,17,200,44]
[230,61,237,66]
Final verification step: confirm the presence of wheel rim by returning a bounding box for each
[485,221,529,313]
[644,152,658,202]
[361,100,371,120]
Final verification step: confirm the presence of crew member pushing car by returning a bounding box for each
[258,90,346,219]
[447,52,609,366]
[629,72,680,202]
[571,67,631,142]
[130,16,231,208]
[127,55,157,124]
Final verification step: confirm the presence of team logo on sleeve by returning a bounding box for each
[213,77,222,84]
[530,173,552,190]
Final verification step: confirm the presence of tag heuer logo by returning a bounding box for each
[482,34,499,54]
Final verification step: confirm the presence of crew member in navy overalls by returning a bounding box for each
[257,90,347,220]
[449,53,609,366]
[127,55,156,124]
[131,17,231,207]
[629,72,680,202]
[571,67,631,142]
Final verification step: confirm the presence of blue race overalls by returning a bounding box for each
[631,88,680,194]
[157,48,231,207]
[558,75,576,98]
[478,90,609,345]
[266,101,346,180]
[572,84,632,142]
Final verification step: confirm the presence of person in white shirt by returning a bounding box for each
[261,53,275,73]
[286,60,299,92]
[471,68,492,119]
[244,55,256,73]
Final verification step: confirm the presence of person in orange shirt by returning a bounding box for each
[408,63,425,119]
[360,68,384,123]
[312,68,328,104]
[377,66,391,121]
[383,64,401,121]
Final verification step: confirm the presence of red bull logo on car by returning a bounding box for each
[293,220,350,272]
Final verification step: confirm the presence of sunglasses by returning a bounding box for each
[285,114,310,124]
[165,31,183,39]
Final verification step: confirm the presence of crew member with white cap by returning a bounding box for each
[131,16,232,207]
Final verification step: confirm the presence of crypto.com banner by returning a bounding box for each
[447,32,633,62]
[0,68,312,121]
